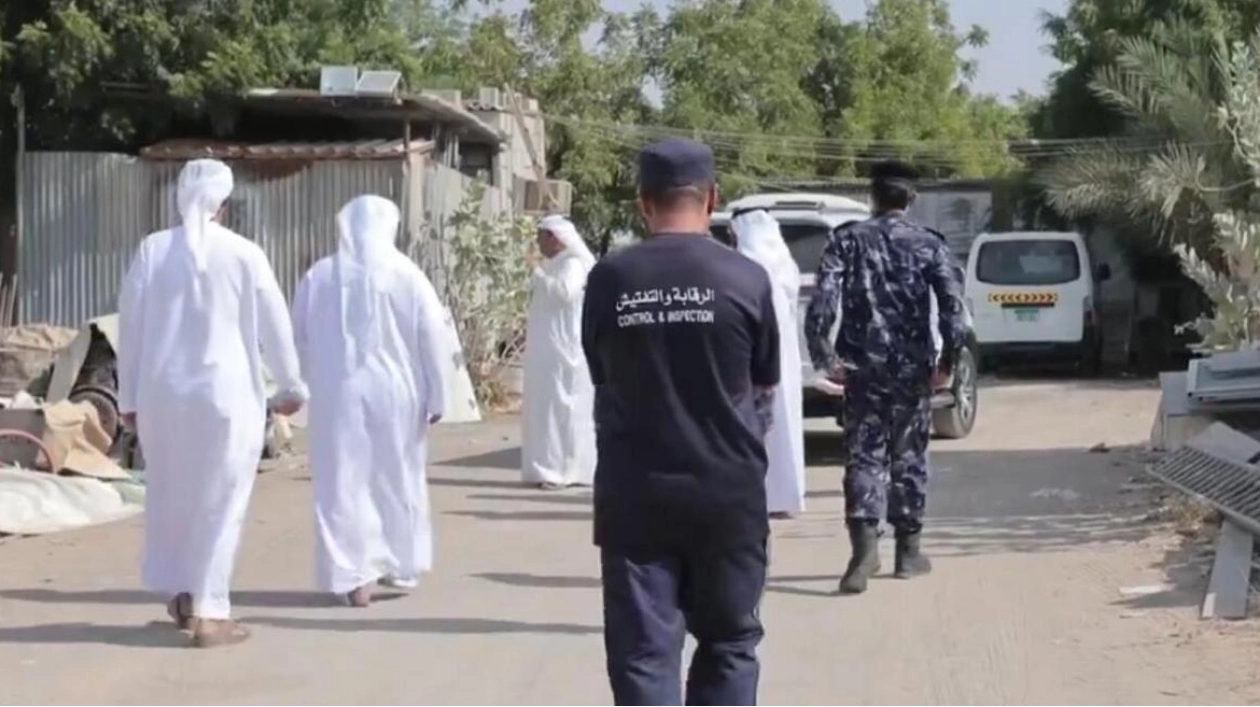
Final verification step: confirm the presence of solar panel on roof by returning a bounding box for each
[356,70,402,98]
[320,66,358,96]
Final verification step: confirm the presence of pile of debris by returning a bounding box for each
[0,315,290,537]
[1148,348,1260,620]
[1152,348,1260,451]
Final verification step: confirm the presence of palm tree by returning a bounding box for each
[1039,26,1260,347]
[1039,20,1250,245]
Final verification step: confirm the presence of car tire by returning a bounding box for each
[1077,337,1103,378]
[932,346,978,439]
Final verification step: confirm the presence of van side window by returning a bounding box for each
[975,240,1081,286]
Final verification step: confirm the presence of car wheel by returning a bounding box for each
[1077,338,1103,378]
[932,346,978,439]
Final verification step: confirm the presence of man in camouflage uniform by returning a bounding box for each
[804,161,966,595]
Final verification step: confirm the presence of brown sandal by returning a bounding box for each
[189,619,251,648]
[345,584,372,608]
[166,593,193,631]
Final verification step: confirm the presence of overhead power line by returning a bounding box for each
[541,113,1230,163]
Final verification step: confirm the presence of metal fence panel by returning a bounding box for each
[19,153,149,326]
[19,154,413,326]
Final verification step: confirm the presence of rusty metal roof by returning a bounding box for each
[139,138,435,162]
[244,88,506,144]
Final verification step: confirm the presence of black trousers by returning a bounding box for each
[600,541,767,706]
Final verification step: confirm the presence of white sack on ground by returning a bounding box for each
[0,467,142,535]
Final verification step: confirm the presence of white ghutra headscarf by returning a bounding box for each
[732,209,801,294]
[175,159,234,273]
[334,194,401,368]
[539,214,596,267]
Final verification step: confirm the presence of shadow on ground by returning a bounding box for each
[436,446,521,470]
[466,492,592,506]
[979,371,1158,390]
[0,588,399,608]
[251,616,599,635]
[1111,530,1218,612]
[0,615,599,646]
[470,569,849,599]
[446,509,592,522]
[0,621,191,648]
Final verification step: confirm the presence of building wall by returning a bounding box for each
[19,151,509,326]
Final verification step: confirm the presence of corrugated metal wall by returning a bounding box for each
[19,153,151,327]
[17,153,437,326]
[20,152,514,326]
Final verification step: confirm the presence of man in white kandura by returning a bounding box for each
[118,159,307,648]
[521,214,597,490]
[292,195,447,607]
[733,209,806,517]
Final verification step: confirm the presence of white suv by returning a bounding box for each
[709,193,978,439]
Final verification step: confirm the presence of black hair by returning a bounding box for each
[640,183,712,209]
[870,160,917,212]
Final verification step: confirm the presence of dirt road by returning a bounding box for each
[2,379,1259,704]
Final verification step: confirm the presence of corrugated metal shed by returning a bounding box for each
[18,152,417,326]
[140,138,434,161]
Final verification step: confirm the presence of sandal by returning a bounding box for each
[166,593,193,631]
[344,585,372,608]
[190,619,251,648]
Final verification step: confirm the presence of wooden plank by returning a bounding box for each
[1202,520,1254,620]
[502,85,557,211]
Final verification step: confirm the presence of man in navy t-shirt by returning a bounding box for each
[581,138,781,706]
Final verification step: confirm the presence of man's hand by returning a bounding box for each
[931,366,953,391]
[271,398,302,417]
[825,364,845,386]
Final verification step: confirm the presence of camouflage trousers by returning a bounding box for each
[842,375,932,529]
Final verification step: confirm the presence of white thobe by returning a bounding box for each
[292,196,447,594]
[763,280,807,513]
[119,223,305,620]
[521,249,596,487]
[734,210,807,514]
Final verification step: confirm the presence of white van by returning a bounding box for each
[709,193,980,439]
[965,231,1110,372]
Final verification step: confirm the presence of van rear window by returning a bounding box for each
[976,239,1081,286]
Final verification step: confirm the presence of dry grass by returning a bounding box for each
[1145,492,1221,540]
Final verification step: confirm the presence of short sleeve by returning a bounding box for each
[750,273,780,388]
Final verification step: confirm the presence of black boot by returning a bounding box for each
[838,521,881,595]
[893,525,932,579]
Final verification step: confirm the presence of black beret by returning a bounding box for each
[871,160,918,187]
[638,138,716,193]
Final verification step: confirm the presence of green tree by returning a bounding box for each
[1040,25,1260,347]
[839,0,1024,177]
[1038,22,1246,250]
[641,0,833,194]
[4,0,458,150]
[458,0,652,249]
[1035,0,1260,139]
